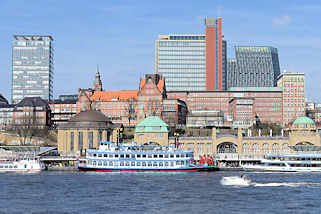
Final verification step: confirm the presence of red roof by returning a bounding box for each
[91,90,138,101]
[139,78,165,93]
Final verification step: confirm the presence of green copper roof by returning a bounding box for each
[135,116,168,133]
[293,116,315,125]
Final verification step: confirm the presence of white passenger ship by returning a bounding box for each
[242,153,321,172]
[78,141,217,172]
[0,157,45,173]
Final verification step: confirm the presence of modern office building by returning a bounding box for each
[277,72,305,125]
[156,18,226,91]
[12,35,54,104]
[227,46,280,88]
[227,59,237,89]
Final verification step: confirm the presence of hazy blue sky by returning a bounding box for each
[0,0,320,102]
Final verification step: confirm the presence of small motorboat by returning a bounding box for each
[220,175,253,186]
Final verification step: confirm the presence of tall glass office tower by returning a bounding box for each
[156,34,206,91]
[156,18,226,91]
[227,46,280,88]
[12,35,53,104]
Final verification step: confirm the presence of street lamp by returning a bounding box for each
[117,127,123,146]
[174,132,180,148]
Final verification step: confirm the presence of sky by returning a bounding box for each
[0,0,320,102]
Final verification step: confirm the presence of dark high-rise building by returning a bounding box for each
[227,46,280,88]
[227,59,237,89]
[156,18,226,91]
[12,35,54,104]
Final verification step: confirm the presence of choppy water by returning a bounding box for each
[1,171,321,214]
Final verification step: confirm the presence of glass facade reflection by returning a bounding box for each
[12,35,54,104]
[156,35,206,91]
[227,46,280,88]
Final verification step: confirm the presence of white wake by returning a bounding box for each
[221,176,321,187]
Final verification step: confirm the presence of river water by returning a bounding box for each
[1,171,321,214]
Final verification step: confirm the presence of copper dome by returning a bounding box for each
[69,110,110,122]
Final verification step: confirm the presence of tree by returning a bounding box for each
[124,98,137,127]
[10,112,48,145]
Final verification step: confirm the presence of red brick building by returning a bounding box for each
[0,96,51,130]
[51,73,187,127]
[167,87,283,128]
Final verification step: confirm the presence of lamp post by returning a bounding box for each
[117,127,123,146]
[174,132,180,148]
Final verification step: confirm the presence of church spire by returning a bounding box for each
[93,65,102,91]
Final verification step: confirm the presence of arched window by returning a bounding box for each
[262,143,269,154]
[272,143,279,154]
[242,143,250,154]
[252,143,260,153]
[217,143,237,153]
[282,143,290,153]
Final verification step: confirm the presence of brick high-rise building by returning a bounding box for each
[156,18,226,91]
[205,18,226,90]
[277,72,305,125]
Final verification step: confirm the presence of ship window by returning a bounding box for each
[165,154,169,158]
[153,162,157,167]
[137,162,141,166]
[181,161,184,165]
[126,162,130,166]
[137,154,141,158]
[104,154,108,158]
[170,154,174,158]
[109,154,113,158]
[131,154,135,158]
[142,162,146,167]
[165,162,169,166]
[104,161,108,166]
[142,154,146,158]
[98,161,102,166]
[176,161,180,165]
[159,162,163,167]
[126,154,130,158]
[115,154,119,158]
[109,161,113,166]
[148,162,152,167]
[93,161,96,165]
[176,154,180,158]
[14,165,18,168]
[0,166,2,168]
[148,154,152,158]
[98,154,102,158]
[159,155,163,158]
[120,162,124,166]
[93,154,97,157]
[6,166,9,168]
[9,166,12,168]
[120,154,124,158]
[171,162,174,166]
[153,154,158,158]
[131,162,135,166]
